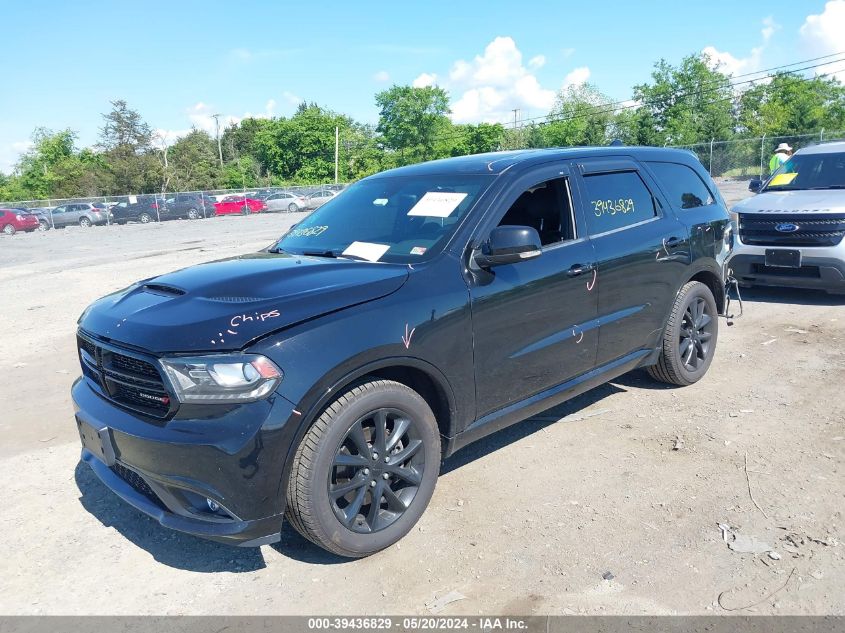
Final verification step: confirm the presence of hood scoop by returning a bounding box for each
[142,283,186,296]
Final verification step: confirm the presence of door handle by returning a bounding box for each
[663,236,683,249]
[567,263,595,277]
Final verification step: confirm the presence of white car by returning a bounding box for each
[728,141,845,296]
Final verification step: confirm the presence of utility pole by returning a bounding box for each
[512,108,520,129]
[334,126,339,184]
[211,113,223,166]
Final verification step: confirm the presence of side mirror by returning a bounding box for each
[474,225,542,268]
[748,179,762,193]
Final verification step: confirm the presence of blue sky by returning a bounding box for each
[2,0,843,171]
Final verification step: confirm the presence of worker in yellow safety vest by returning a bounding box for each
[769,143,793,173]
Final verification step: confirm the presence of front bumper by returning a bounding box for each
[729,252,845,294]
[72,376,300,546]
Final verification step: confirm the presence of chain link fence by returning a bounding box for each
[671,130,844,180]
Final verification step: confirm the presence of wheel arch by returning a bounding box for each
[687,266,725,314]
[277,358,458,500]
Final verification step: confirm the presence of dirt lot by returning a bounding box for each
[0,191,843,616]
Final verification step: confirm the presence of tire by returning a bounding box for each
[187,208,199,220]
[139,213,152,224]
[647,281,718,386]
[241,206,249,216]
[2,224,15,235]
[38,220,49,231]
[288,203,298,213]
[79,216,92,228]
[286,379,440,558]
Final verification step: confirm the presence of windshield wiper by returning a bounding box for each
[806,185,845,190]
[301,249,372,262]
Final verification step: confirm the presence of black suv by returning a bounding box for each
[73,148,732,556]
[165,193,215,219]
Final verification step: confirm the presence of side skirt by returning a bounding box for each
[445,348,655,455]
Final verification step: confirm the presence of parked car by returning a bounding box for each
[25,207,56,230]
[111,196,166,224]
[50,202,111,228]
[213,196,267,215]
[0,208,40,234]
[303,188,338,209]
[73,147,731,556]
[165,193,215,219]
[729,141,845,295]
[264,191,307,213]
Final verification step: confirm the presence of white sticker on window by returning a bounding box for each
[373,198,389,206]
[407,191,468,218]
[342,241,390,262]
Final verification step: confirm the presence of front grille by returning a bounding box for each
[739,213,845,247]
[110,462,164,507]
[77,332,172,418]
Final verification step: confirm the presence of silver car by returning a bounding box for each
[303,188,338,210]
[49,203,111,228]
[729,141,845,295]
[264,191,307,213]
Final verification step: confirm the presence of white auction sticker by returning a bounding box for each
[342,241,390,262]
[407,191,468,218]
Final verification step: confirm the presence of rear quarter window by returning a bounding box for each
[647,161,714,209]
[581,171,657,235]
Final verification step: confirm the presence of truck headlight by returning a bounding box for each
[160,354,282,403]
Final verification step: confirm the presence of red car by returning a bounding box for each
[213,196,267,216]
[0,209,40,235]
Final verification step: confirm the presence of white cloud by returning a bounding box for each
[282,91,301,107]
[0,140,32,174]
[373,70,391,82]
[800,0,845,81]
[412,72,438,88]
[528,54,546,69]
[702,16,779,77]
[563,66,591,87]
[439,36,560,124]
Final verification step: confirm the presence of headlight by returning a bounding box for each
[160,354,282,403]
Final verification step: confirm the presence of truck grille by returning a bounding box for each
[77,332,173,418]
[739,213,845,247]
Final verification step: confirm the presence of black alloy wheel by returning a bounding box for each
[678,295,714,371]
[328,408,425,534]
[648,281,719,386]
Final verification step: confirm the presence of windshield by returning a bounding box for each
[272,174,495,263]
[764,151,845,191]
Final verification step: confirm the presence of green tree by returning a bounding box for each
[14,128,106,199]
[632,53,735,145]
[738,73,845,137]
[534,83,615,147]
[166,129,222,191]
[444,123,506,156]
[375,85,451,163]
[98,100,159,194]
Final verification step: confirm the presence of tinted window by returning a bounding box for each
[647,162,714,209]
[581,171,656,235]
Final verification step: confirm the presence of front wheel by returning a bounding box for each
[286,379,440,557]
[2,224,15,235]
[647,281,718,386]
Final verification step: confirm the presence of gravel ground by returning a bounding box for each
[0,191,843,616]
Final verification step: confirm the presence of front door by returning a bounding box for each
[468,165,599,419]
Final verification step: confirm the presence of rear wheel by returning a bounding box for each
[38,220,49,231]
[241,206,249,215]
[647,281,718,386]
[139,213,152,224]
[2,224,15,235]
[288,202,298,213]
[79,217,92,228]
[187,208,199,220]
[286,379,440,557]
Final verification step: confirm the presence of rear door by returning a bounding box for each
[468,163,599,418]
[572,158,690,367]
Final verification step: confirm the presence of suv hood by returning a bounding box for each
[80,253,409,354]
[733,189,845,215]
